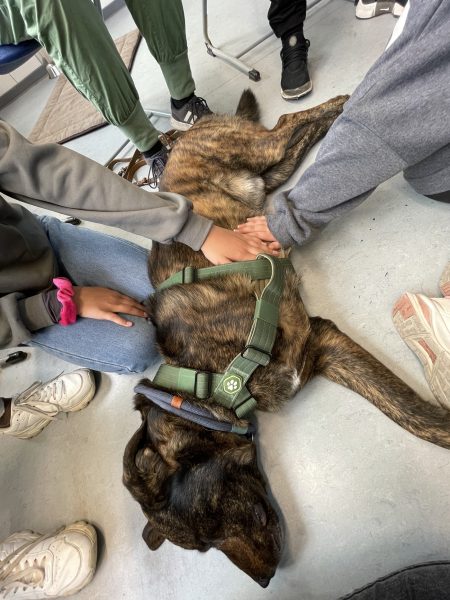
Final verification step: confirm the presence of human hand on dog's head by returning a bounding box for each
[201,225,280,265]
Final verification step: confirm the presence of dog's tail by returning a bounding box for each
[308,317,450,449]
[236,89,260,122]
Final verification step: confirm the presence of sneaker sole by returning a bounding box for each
[392,292,450,409]
[439,262,450,297]
[355,2,403,19]
[170,116,194,132]
[281,80,313,101]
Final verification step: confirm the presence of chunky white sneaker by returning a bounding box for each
[392,292,450,409]
[439,261,450,298]
[0,521,97,598]
[0,369,96,440]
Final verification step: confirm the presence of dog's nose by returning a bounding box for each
[257,576,271,588]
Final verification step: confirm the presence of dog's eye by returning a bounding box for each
[253,503,267,527]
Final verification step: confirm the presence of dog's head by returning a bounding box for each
[123,391,283,587]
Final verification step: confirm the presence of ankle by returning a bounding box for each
[0,398,12,428]
[142,140,163,159]
[282,27,305,45]
[171,93,195,110]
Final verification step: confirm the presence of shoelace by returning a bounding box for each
[14,375,66,420]
[147,150,167,190]
[0,530,60,594]
[188,96,211,120]
[281,38,310,67]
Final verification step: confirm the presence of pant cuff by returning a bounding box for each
[159,50,195,100]
[121,102,160,152]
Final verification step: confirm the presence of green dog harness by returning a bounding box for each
[152,254,294,419]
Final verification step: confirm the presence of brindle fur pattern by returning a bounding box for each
[123,91,450,587]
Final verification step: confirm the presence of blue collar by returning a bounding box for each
[134,384,256,438]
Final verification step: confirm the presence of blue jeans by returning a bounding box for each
[339,561,450,600]
[30,216,159,374]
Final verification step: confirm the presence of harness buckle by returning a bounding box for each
[242,344,271,366]
[194,370,213,399]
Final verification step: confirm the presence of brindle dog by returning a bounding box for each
[123,91,450,587]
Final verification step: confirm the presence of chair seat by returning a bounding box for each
[0,39,41,75]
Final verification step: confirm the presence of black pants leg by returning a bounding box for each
[268,0,307,38]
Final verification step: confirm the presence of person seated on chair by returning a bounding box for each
[0,0,211,187]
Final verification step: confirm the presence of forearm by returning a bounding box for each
[267,116,407,247]
[0,291,58,349]
[0,121,212,250]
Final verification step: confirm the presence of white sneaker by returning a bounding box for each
[355,0,406,19]
[0,369,96,440]
[392,292,450,409]
[0,521,97,598]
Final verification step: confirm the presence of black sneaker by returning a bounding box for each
[145,146,168,189]
[355,0,407,19]
[280,33,312,101]
[170,95,212,131]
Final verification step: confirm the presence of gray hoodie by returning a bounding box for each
[0,120,212,348]
[268,0,450,247]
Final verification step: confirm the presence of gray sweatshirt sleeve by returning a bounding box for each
[267,0,450,248]
[267,114,407,248]
[0,121,213,251]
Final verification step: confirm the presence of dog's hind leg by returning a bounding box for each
[263,116,335,192]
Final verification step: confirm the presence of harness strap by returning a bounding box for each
[152,254,293,419]
[157,256,292,291]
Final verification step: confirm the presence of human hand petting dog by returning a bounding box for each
[74,286,148,327]
[235,216,281,251]
[201,225,280,264]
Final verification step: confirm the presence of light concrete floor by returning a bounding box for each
[1,1,450,599]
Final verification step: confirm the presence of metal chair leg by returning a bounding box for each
[202,0,327,81]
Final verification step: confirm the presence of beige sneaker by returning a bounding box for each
[0,521,97,598]
[439,262,450,298]
[392,292,450,409]
[0,369,96,440]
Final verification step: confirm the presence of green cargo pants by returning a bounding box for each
[0,0,196,151]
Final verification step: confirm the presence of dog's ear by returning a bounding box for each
[142,521,166,551]
[123,421,173,510]
[224,439,256,466]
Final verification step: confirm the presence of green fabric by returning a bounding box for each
[0,0,194,151]
[124,0,195,100]
[153,255,293,418]
[158,256,292,290]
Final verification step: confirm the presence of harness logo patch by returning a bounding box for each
[223,375,242,394]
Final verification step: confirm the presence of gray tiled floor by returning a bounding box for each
[1,1,450,599]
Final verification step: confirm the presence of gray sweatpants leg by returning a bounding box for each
[404,144,450,199]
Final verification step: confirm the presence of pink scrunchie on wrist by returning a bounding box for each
[53,277,77,326]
